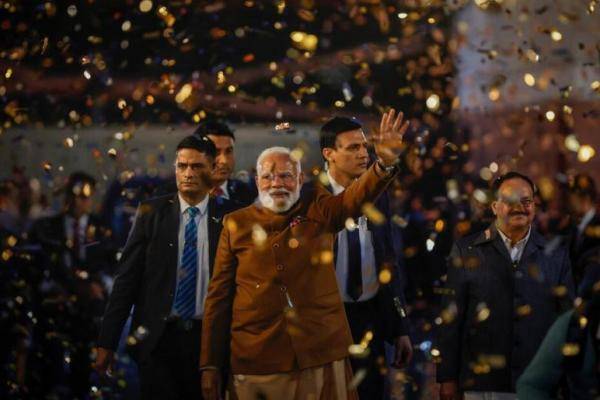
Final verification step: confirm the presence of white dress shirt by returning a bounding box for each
[64,213,89,266]
[218,180,230,199]
[172,194,210,319]
[497,226,531,264]
[328,171,379,302]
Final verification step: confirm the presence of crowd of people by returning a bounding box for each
[1,112,599,399]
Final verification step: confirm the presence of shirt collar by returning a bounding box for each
[178,193,208,216]
[220,180,229,198]
[326,170,346,195]
[578,208,596,234]
[496,225,531,248]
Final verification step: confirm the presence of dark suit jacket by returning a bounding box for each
[321,184,409,341]
[226,178,257,206]
[437,224,575,393]
[97,194,239,362]
[29,212,114,285]
[568,211,600,293]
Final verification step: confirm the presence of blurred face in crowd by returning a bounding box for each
[322,129,369,183]
[67,182,95,217]
[256,152,303,213]
[567,193,591,219]
[175,148,214,203]
[492,178,535,233]
[207,134,235,185]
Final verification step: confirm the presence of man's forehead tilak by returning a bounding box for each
[259,157,295,173]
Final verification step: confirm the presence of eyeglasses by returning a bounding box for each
[258,172,296,184]
[498,196,534,208]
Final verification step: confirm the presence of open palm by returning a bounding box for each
[371,108,410,166]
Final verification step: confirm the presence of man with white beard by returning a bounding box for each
[200,109,409,400]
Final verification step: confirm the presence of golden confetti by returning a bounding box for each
[391,215,408,228]
[76,270,89,279]
[2,249,13,261]
[550,30,562,41]
[565,135,581,152]
[139,0,153,12]
[476,302,491,322]
[290,147,304,162]
[252,224,267,246]
[157,6,176,27]
[348,344,370,359]
[545,111,556,121]
[289,31,318,52]
[7,236,17,247]
[488,88,500,102]
[362,203,385,225]
[345,218,358,231]
[472,362,491,375]
[523,73,536,87]
[561,343,580,356]
[320,250,333,264]
[516,304,532,316]
[175,83,193,103]
[525,49,540,63]
[577,145,595,163]
[132,326,148,340]
[379,269,392,284]
[426,94,440,111]
[434,219,445,233]
[441,303,457,323]
[275,122,291,131]
[288,238,299,248]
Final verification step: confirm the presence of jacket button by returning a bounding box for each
[273,243,280,249]
[276,264,284,271]
[280,285,287,292]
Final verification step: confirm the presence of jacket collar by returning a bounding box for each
[473,223,546,262]
[473,223,544,246]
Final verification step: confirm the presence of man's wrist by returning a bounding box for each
[376,158,400,176]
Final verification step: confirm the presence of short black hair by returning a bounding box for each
[176,135,217,158]
[568,173,597,201]
[193,120,235,140]
[319,116,363,152]
[492,171,536,197]
[65,171,96,198]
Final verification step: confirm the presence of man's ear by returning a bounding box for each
[298,172,305,186]
[322,147,334,164]
[491,200,498,216]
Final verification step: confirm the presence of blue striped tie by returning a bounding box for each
[174,206,199,319]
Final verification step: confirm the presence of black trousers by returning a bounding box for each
[139,319,202,400]
[345,299,386,400]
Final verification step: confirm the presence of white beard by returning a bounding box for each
[258,187,300,213]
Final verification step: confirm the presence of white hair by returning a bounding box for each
[256,146,301,175]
